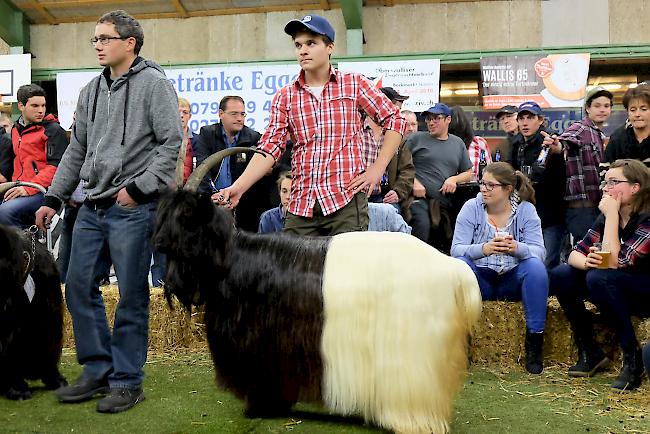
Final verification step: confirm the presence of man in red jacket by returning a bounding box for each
[0,84,68,228]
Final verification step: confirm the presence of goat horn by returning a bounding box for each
[0,181,47,196]
[174,136,188,188]
[184,146,269,193]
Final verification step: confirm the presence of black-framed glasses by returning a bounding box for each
[478,180,504,191]
[90,36,127,46]
[425,115,448,122]
[600,179,632,189]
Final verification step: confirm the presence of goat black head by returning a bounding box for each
[153,189,234,310]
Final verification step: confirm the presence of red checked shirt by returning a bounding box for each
[257,67,406,217]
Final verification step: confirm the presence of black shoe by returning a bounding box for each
[611,349,644,392]
[96,387,145,413]
[525,331,544,374]
[55,376,109,403]
[568,346,609,377]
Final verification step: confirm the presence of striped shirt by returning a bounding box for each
[257,67,406,217]
[468,136,492,180]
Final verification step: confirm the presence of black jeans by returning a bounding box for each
[550,264,650,352]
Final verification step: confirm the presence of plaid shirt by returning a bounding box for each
[575,214,650,270]
[258,67,406,217]
[559,117,604,204]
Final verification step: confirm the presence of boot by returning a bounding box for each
[525,331,544,374]
[611,348,644,392]
[568,338,609,377]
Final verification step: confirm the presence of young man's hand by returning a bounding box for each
[383,189,399,204]
[348,165,384,195]
[213,184,243,209]
[35,206,57,231]
[3,186,28,201]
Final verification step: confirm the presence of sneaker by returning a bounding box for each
[96,388,145,413]
[55,375,109,403]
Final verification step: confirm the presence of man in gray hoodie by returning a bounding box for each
[36,10,182,413]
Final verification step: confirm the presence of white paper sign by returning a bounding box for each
[337,59,441,111]
[0,54,32,103]
[56,63,300,133]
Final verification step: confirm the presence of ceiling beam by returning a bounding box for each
[38,3,333,23]
[26,0,57,25]
[340,0,362,29]
[25,0,158,9]
[170,0,188,18]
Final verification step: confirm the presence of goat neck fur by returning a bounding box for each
[154,189,482,434]
[0,224,67,399]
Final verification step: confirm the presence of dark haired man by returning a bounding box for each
[0,84,68,228]
[544,86,613,242]
[194,95,272,232]
[36,10,182,413]
[509,101,566,268]
[216,14,405,236]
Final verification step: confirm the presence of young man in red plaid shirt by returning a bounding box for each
[216,14,406,235]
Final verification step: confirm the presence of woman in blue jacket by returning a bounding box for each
[452,162,547,374]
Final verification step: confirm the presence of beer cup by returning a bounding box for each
[594,242,610,269]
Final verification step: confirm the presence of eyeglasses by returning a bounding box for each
[425,115,448,122]
[90,36,127,46]
[224,111,246,118]
[478,181,504,191]
[600,179,632,189]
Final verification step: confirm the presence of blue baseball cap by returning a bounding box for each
[518,101,542,116]
[284,15,335,42]
[422,103,452,118]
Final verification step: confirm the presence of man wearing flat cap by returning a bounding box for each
[361,87,415,211]
[494,105,518,161]
[216,14,406,236]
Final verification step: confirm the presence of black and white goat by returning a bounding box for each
[154,148,482,434]
[0,181,67,400]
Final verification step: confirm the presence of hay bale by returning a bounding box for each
[62,286,649,368]
[470,297,650,367]
[63,285,208,354]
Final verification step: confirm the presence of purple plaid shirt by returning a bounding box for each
[575,214,650,270]
[559,117,604,204]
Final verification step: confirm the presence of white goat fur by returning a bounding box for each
[321,232,482,434]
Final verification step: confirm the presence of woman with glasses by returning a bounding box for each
[549,159,650,391]
[451,162,548,374]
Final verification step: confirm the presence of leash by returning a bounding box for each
[21,225,38,286]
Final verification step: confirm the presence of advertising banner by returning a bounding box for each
[0,54,32,103]
[56,63,300,133]
[337,59,441,111]
[481,53,590,109]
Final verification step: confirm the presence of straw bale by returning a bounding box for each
[62,286,649,367]
[470,297,650,368]
[63,285,208,354]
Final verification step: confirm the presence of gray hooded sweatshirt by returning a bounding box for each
[44,57,182,210]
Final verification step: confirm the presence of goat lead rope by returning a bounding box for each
[21,225,38,284]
